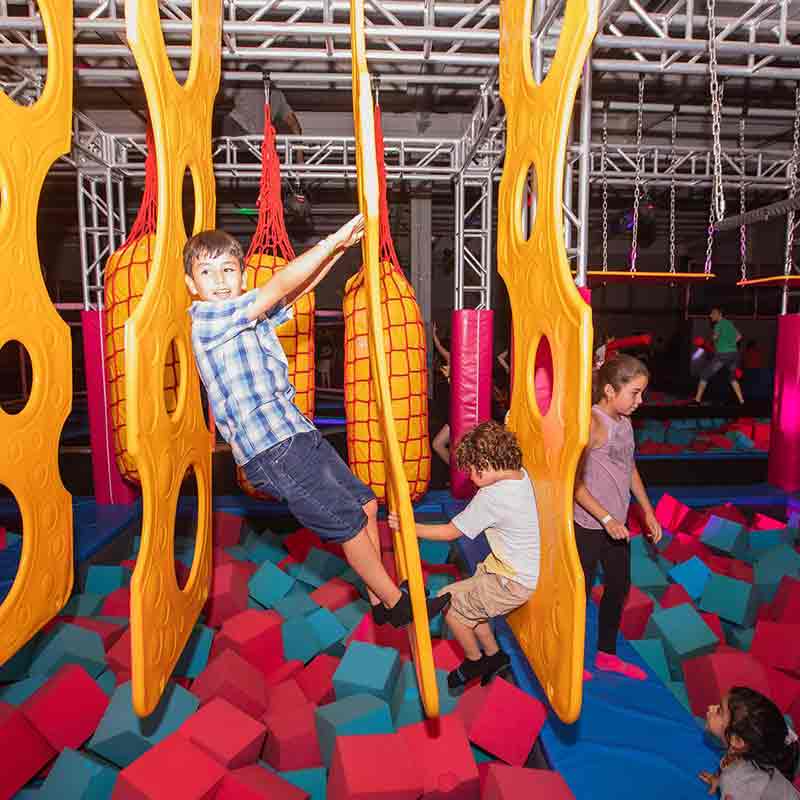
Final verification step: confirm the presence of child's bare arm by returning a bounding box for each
[387,511,461,541]
[246,214,364,321]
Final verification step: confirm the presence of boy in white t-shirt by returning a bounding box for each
[389,421,540,690]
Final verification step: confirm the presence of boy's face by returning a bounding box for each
[185,253,246,302]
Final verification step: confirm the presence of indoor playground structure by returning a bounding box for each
[1,0,800,798]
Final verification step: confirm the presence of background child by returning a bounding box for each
[389,421,540,690]
[574,354,662,681]
[184,216,450,629]
[700,687,799,798]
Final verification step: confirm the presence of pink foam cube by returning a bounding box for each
[296,654,340,706]
[766,667,800,714]
[179,696,266,768]
[212,609,284,677]
[432,639,466,672]
[217,766,308,800]
[683,651,771,718]
[591,584,653,640]
[654,494,691,531]
[100,587,131,617]
[284,528,322,562]
[771,576,800,623]
[262,678,308,718]
[482,764,575,799]
[106,627,132,675]
[328,732,424,800]
[21,664,109,751]
[261,701,322,771]
[0,701,57,798]
[203,563,250,629]
[213,511,244,547]
[659,584,694,610]
[456,678,546,766]
[113,733,226,799]
[398,714,479,799]
[751,621,800,674]
[310,577,362,612]
[191,649,268,718]
[751,513,786,531]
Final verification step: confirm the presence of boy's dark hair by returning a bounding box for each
[183,230,244,276]
[726,686,800,781]
[454,421,522,473]
[592,353,649,404]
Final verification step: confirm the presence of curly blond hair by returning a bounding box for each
[454,421,522,473]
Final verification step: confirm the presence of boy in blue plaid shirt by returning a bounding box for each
[184,215,450,628]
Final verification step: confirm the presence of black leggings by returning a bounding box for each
[575,522,631,655]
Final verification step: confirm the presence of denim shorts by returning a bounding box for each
[700,351,738,382]
[242,429,376,544]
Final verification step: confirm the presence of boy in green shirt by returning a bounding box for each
[694,307,744,405]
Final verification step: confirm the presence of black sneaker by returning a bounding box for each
[447,657,485,689]
[371,580,409,626]
[387,587,451,629]
[479,649,511,685]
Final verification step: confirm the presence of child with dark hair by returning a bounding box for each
[701,687,800,798]
[575,354,662,681]
[389,420,540,690]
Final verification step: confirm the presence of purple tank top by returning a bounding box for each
[573,405,635,530]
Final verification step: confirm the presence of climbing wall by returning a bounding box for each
[350,0,440,717]
[123,0,220,716]
[0,0,74,667]
[497,0,598,723]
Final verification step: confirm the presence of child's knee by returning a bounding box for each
[363,498,378,519]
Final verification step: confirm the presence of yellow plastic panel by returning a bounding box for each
[0,0,74,666]
[497,0,598,723]
[350,0,439,718]
[124,0,220,716]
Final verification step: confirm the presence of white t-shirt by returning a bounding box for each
[720,759,800,799]
[451,469,540,590]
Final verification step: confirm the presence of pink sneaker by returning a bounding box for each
[583,669,594,681]
[594,651,647,681]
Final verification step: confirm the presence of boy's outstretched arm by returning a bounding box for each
[246,214,364,321]
[387,511,461,541]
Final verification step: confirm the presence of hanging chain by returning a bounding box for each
[739,117,748,283]
[707,0,725,223]
[669,112,677,274]
[630,77,645,273]
[704,80,725,274]
[784,85,800,277]
[602,106,609,272]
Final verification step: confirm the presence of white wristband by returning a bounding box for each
[600,514,613,525]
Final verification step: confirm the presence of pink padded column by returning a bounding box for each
[768,313,800,491]
[449,309,493,499]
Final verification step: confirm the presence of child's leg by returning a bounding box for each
[342,527,401,607]
[444,608,482,661]
[596,536,630,655]
[574,524,602,605]
[474,621,499,656]
[360,498,384,606]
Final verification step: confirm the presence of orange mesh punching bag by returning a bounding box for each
[104,126,179,483]
[343,104,431,503]
[239,103,315,497]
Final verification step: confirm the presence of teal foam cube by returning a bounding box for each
[225,545,252,562]
[306,607,347,652]
[96,670,117,697]
[0,673,48,705]
[754,544,800,602]
[666,680,692,714]
[315,693,394,765]
[277,767,326,800]
[668,557,711,600]
[426,573,455,597]
[390,662,459,727]
[333,641,402,703]
[419,539,451,565]
[173,624,214,678]
[87,682,199,767]
[39,747,118,799]
[63,593,105,616]
[629,639,670,684]
[241,529,286,565]
[325,641,347,658]
[85,565,130,596]
[631,551,669,597]
[699,573,758,627]
[297,549,348,588]
[248,560,295,609]
[285,562,304,579]
[700,517,746,558]
[722,622,755,651]
[273,585,320,620]
[471,744,495,764]
[0,635,38,681]
[747,529,792,561]
[282,616,324,663]
[30,623,106,678]
[645,604,718,679]
[333,600,368,634]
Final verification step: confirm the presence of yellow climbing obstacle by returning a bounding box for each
[497,0,598,724]
[350,0,440,718]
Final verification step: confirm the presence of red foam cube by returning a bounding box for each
[328,732,424,800]
[0,701,57,799]
[751,512,785,531]
[100,587,131,617]
[21,664,109,751]
[705,504,748,525]
[264,659,304,688]
[683,651,771,718]
[456,678,546,766]
[310,577,362,612]
[211,609,284,677]
[754,422,771,449]
[681,509,712,537]
[659,584,694,610]
[296,654,340,706]
[0,526,6,550]
[377,520,394,552]
[60,615,127,650]
[113,733,226,799]
[213,511,244,547]
[771,576,800,623]
[398,714,479,799]
[654,494,691,531]
[262,678,309,718]
[432,639,466,672]
[726,560,754,583]
[348,613,413,661]
[699,612,725,644]
[217,765,308,800]
[751,621,800,674]
[482,764,575,799]
[203,562,250,629]
[284,528,322,562]
[262,701,322,771]
[766,667,800,714]
[591,584,654,640]
[191,649,268,719]
[179,696,266,768]
[660,533,712,565]
[106,627,133,675]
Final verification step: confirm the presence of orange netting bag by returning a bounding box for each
[239,103,316,498]
[103,126,179,483]
[343,104,431,503]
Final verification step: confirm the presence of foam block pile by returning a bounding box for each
[599,496,800,733]
[634,417,770,456]
[0,510,562,799]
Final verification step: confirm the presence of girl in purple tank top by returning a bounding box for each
[574,354,663,680]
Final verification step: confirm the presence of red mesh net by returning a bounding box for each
[103,125,180,484]
[343,104,431,503]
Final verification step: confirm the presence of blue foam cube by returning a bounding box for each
[645,604,718,679]
[282,616,324,664]
[333,600,369,635]
[306,607,347,652]
[273,585,320,620]
[668,557,712,600]
[390,662,459,727]
[315,693,394,765]
[0,673,48,705]
[699,573,758,627]
[700,517,746,558]
[248,560,295,608]
[30,623,106,678]
[278,767,326,800]
[629,638,670,684]
[723,622,755,651]
[631,552,669,597]
[241,529,286,565]
[471,744,495,764]
[296,549,348,588]
[84,565,130,596]
[667,680,692,714]
[173,624,214,678]
[754,544,800,602]
[39,747,118,799]
[0,635,38,681]
[96,670,117,697]
[333,641,402,703]
[63,593,105,617]
[419,539,451,565]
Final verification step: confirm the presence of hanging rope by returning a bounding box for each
[739,117,748,283]
[601,104,609,272]
[707,0,725,224]
[784,85,800,278]
[669,112,677,275]
[629,77,645,273]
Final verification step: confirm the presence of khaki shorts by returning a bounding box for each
[442,562,533,629]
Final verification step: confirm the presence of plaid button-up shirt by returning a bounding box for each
[188,290,314,466]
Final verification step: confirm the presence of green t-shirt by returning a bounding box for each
[714,318,739,353]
